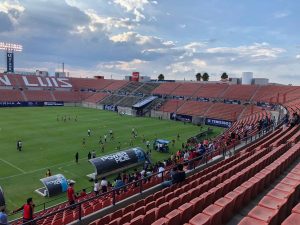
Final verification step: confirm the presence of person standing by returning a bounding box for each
[101,177,108,193]
[87,151,91,160]
[93,180,100,196]
[67,182,76,209]
[13,198,35,224]
[0,208,8,225]
[91,150,96,159]
[104,134,107,143]
[75,152,79,163]
[87,129,91,137]
[45,169,51,177]
[17,140,22,151]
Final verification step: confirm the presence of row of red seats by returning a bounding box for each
[282,202,300,225]
[187,142,300,225]
[239,147,300,225]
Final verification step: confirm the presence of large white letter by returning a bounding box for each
[57,78,72,88]
[22,76,38,87]
[0,75,12,86]
[37,77,47,87]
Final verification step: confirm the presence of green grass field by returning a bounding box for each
[0,106,223,215]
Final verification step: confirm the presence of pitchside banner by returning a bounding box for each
[90,148,147,176]
[205,118,232,128]
[7,52,14,72]
[0,186,5,207]
[170,113,192,123]
[0,101,64,107]
[40,174,68,197]
[223,99,241,105]
[103,104,118,112]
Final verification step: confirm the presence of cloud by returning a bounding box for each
[296,55,300,59]
[0,0,25,25]
[206,43,285,61]
[273,11,290,19]
[99,59,147,71]
[166,59,207,74]
[113,0,153,21]
[0,12,13,32]
[82,9,135,32]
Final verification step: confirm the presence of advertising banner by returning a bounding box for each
[40,174,68,197]
[132,72,139,82]
[0,101,64,107]
[224,99,241,105]
[90,148,147,176]
[103,104,118,112]
[205,118,232,128]
[0,186,5,207]
[170,113,192,123]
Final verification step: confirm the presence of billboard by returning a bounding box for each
[40,174,68,197]
[89,148,148,176]
[0,186,5,207]
[205,118,232,128]
[7,52,14,73]
[132,72,139,82]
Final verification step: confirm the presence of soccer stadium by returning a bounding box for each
[0,1,300,225]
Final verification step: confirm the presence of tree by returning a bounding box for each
[221,72,228,80]
[202,72,209,81]
[158,74,165,81]
[195,73,202,81]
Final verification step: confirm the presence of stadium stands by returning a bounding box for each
[222,85,259,101]
[170,83,201,97]
[152,83,181,96]
[193,84,228,99]
[85,125,300,225]
[84,93,109,104]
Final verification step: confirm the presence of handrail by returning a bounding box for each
[9,122,277,225]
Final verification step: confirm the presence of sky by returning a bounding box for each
[0,0,300,84]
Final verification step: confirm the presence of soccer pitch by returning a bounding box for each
[0,106,223,212]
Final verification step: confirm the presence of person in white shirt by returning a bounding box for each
[93,180,100,196]
[157,164,165,178]
[100,177,108,193]
[183,151,189,162]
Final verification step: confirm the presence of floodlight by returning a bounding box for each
[0,42,23,52]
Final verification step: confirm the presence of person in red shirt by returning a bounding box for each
[13,197,35,224]
[80,189,87,198]
[67,182,77,209]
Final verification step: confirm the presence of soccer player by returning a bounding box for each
[17,140,22,151]
[87,129,91,137]
[13,198,35,224]
[146,140,150,150]
[87,151,91,160]
[104,134,107,142]
[92,150,96,158]
[75,152,79,163]
[109,129,113,136]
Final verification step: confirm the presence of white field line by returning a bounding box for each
[0,158,26,174]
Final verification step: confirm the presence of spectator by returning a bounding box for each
[163,164,186,187]
[67,182,76,208]
[114,175,125,195]
[183,151,189,162]
[13,198,35,224]
[157,163,165,178]
[101,177,108,193]
[93,180,100,196]
[0,208,8,225]
[80,189,87,198]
